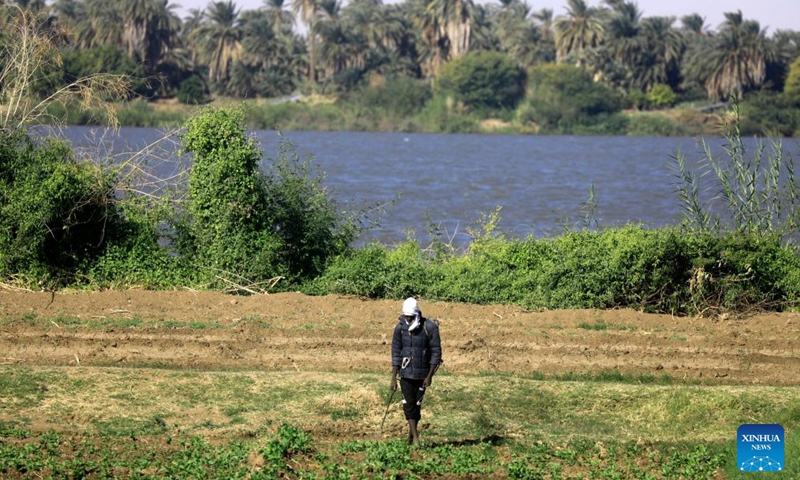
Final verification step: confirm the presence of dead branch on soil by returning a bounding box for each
[0,282,33,292]
[209,267,285,295]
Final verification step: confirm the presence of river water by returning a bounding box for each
[62,126,799,246]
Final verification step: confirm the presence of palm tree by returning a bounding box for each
[7,0,46,12]
[343,0,403,55]
[431,0,473,58]
[262,0,294,36]
[772,29,800,64]
[234,9,275,97]
[636,16,684,91]
[50,0,77,19]
[554,0,605,62]
[602,0,643,68]
[117,0,181,67]
[144,0,181,68]
[686,11,772,100]
[469,4,496,51]
[373,2,422,77]
[490,0,538,64]
[239,7,304,96]
[313,0,353,77]
[532,7,553,39]
[680,13,708,36]
[496,0,516,15]
[240,9,276,68]
[415,0,475,76]
[182,7,204,68]
[292,0,319,88]
[74,0,124,49]
[194,1,243,88]
[121,0,155,60]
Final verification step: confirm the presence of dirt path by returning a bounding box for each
[1,291,798,385]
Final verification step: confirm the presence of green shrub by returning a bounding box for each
[416,96,480,133]
[247,102,347,131]
[344,76,433,118]
[83,201,196,289]
[628,89,648,110]
[180,107,283,285]
[436,51,526,111]
[521,64,623,133]
[180,107,355,287]
[261,135,357,281]
[0,131,121,285]
[647,84,678,109]
[312,223,800,315]
[314,241,433,299]
[0,129,174,288]
[115,99,188,127]
[740,91,800,137]
[784,56,800,101]
[177,76,208,105]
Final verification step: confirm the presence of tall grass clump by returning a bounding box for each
[673,100,799,240]
[670,99,800,313]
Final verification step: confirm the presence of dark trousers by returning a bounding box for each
[400,378,426,421]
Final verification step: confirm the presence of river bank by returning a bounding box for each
[53,96,727,137]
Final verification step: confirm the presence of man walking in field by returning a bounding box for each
[390,297,442,447]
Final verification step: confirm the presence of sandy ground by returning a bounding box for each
[1,291,798,386]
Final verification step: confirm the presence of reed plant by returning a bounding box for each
[673,99,799,241]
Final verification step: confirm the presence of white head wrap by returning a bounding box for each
[402,297,418,316]
[402,297,421,332]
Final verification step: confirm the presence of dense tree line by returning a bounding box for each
[1,0,799,107]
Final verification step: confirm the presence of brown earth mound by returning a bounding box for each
[1,291,798,385]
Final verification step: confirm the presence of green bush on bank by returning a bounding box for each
[178,107,356,287]
[625,112,689,137]
[312,226,800,315]
[520,63,624,134]
[0,107,358,291]
[0,130,172,288]
[436,51,526,111]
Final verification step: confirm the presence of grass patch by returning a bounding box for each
[0,368,61,409]
[577,321,608,331]
[0,313,236,331]
[0,366,796,478]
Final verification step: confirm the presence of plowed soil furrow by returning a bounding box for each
[1,291,799,385]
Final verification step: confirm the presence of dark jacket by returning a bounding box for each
[392,314,442,380]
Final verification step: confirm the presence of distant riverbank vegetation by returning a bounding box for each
[2,0,800,136]
[2,4,799,316]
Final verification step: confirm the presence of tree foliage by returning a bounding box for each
[179,107,356,288]
[0,5,131,130]
[520,63,622,132]
[785,56,800,100]
[436,50,525,110]
[0,130,158,287]
[180,107,281,285]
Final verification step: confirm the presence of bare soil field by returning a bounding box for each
[1,291,798,385]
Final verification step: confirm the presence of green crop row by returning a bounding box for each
[4,423,781,479]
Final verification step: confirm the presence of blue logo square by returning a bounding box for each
[737,424,784,472]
